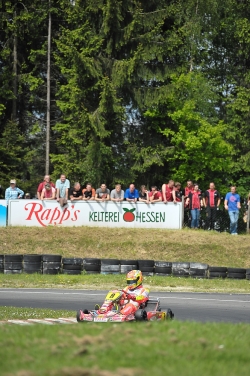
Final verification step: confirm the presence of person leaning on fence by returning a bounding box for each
[172,182,182,203]
[149,186,162,203]
[41,183,56,200]
[110,184,124,202]
[139,185,149,204]
[56,174,70,207]
[224,186,241,235]
[37,175,55,200]
[5,179,24,203]
[82,183,96,201]
[124,184,139,203]
[95,183,110,201]
[70,182,83,201]
[162,180,174,203]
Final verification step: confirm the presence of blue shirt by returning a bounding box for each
[55,179,70,198]
[5,187,24,202]
[225,192,240,212]
[124,188,139,199]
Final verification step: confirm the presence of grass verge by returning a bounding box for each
[1,273,250,293]
[0,226,250,268]
[1,321,250,376]
[0,306,75,321]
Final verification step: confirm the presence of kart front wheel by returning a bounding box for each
[135,309,147,321]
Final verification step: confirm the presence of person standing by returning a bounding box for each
[203,182,221,230]
[224,186,241,235]
[56,174,70,206]
[186,184,203,229]
[162,180,174,203]
[37,175,55,200]
[5,179,24,202]
[173,182,182,203]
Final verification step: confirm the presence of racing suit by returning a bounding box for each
[120,285,149,315]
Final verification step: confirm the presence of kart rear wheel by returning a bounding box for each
[76,310,82,322]
[167,309,174,320]
[135,309,147,321]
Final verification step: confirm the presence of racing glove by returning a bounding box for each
[126,294,136,301]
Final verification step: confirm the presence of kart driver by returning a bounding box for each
[99,270,149,315]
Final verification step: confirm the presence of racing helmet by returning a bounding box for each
[126,270,143,290]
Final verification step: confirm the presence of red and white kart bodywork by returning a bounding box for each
[77,289,174,323]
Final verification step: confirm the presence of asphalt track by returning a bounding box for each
[0,289,250,323]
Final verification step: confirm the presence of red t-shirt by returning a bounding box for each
[164,184,173,202]
[149,191,162,200]
[37,181,55,193]
[41,187,56,198]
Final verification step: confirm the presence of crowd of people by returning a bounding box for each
[3,175,250,235]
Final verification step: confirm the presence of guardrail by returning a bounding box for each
[0,255,249,280]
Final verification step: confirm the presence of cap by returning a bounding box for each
[45,183,51,189]
[10,179,16,184]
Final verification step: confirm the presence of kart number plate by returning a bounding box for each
[94,317,109,322]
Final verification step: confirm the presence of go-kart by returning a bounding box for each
[76,289,174,322]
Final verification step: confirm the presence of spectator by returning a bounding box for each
[56,174,70,206]
[41,183,56,200]
[149,186,162,203]
[183,180,194,226]
[70,182,83,201]
[203,182,221,230]
[224,186,241,235]
[82,183,96,201]
[124,184,139,203]
[95,183,110,201]
[5,179,24,202]
[186,184,203,229]
[37,175,55,200]
[139,185,149,204]
[173,182,182,203]
[111,184,124,202]
[162,180,174,203]
[24,193,31,199]
[183,180,194,200]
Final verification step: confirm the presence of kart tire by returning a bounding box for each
[4,262,23,270]
[83,258,101,265]
[138,260,154,267]
[246,274,250,280]
[172,262,190,269]
[23,262,42,271]
[62,264,82,270]
[142,272,154,276]
[120,265,138,274]
[62,269,82,275]
[23,270,42,274]
[246,269,250,275]
[100,265,120,273]
[135,309,147,321]
[172,271,189,277]
[154,261,172,268]
[167,308,174,319]
[189,268,207,277]
[139,266,154,273]
[42,268,61,275]
[227,272,246,279]
[190,262,208,270]
[154,272,172,277]
[101,259,120,265]
[4,255,23,263]
[209,266,227,273]
[4,269,22,274]
[155,266,172,274]
[76,311,82,323]
[83,264,100,272]
[62,258,82,265]
[23,254,42,263]
[120,259,138,266]
[42,262,61,269]
[0,255,4,264]
[227,268,246,274]
[42,254,62,262]
[0,267,4,273]
[84,271,100,274]
[209,271,227,279]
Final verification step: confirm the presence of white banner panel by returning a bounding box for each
[0,200,7,227]
[8,200,182,229]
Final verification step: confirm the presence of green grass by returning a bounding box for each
[0,226,250,268]
[1,273,250,293]
[0,306,75,321]
[1,321,250,376]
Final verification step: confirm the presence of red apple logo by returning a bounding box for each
[123,208,136,222]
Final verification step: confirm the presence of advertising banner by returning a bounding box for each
[8,200,183,229]
[0,200,7,227]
